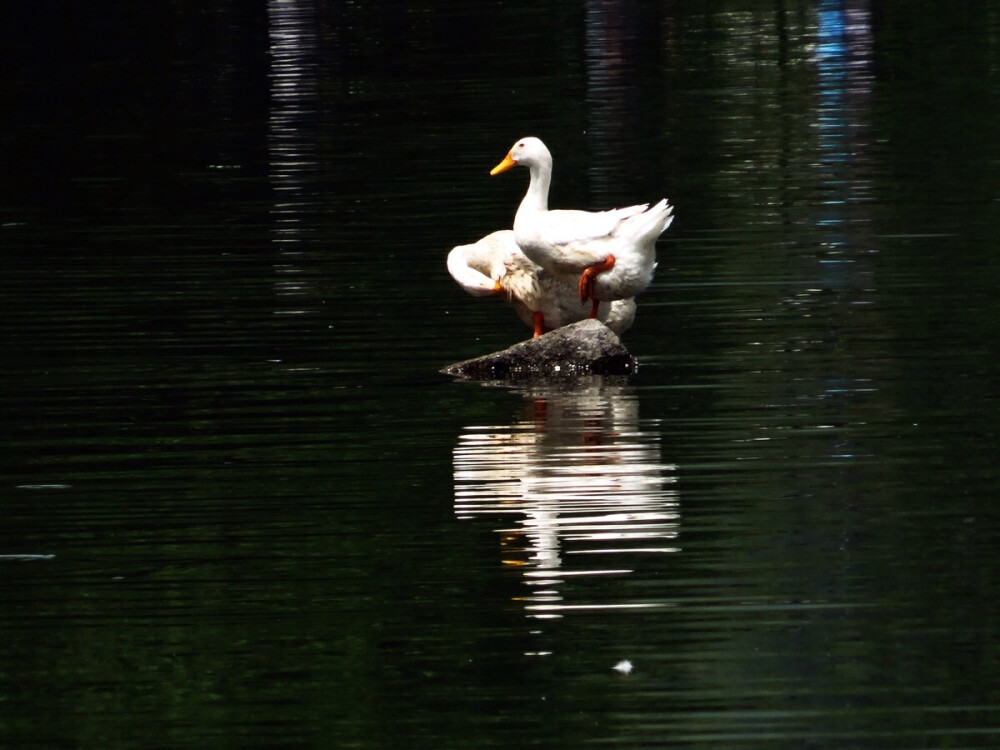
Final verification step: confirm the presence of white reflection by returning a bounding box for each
[454,377,679,619]
[267,0,322,310]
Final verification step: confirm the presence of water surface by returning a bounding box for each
[3,1,1000,747]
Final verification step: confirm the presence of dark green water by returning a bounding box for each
[3,1,1000,747]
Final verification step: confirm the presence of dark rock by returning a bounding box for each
[441,319,637,380]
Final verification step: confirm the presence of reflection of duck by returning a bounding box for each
[453,377,679,620]
[490,137,674,317]
[448,230,636,338]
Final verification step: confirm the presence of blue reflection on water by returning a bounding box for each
[815,0,874,244]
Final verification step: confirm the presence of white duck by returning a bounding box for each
[490,137,673,318]
[448,230,636,338]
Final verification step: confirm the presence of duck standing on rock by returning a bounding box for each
[490,137,674,319]
[448,230,636,338]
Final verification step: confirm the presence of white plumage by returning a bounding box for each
[491,137,673,314]
[447,230,635,337]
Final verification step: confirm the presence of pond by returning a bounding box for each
[3,1,1000,747]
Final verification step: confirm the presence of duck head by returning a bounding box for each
[490,137,552,175]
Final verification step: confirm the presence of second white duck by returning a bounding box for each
[490,136,674,318]
[448,230,635,338]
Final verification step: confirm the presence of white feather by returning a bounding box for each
[447,230,635,335]
[613,659,634,674]
[492,137,674,302]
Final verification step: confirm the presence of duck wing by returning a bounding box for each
[534,204,649,247]
[517,204,651,271]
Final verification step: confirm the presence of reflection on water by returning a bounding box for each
[5,1,1000,747]
[453,377,678,620]
[814,0,874,255]
[584,0,643,204]
[267,0,323,313]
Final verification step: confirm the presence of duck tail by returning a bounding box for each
[641,199,675,238]
[617,198,674,246]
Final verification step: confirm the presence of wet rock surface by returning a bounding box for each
[441,319,636,380]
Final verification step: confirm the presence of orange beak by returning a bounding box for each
[490,152,517,175]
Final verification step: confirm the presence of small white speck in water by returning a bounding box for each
[613,659,633,675]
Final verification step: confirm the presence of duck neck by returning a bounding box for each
[519,157,551,214]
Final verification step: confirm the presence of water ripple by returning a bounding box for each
[453,377,680,618]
